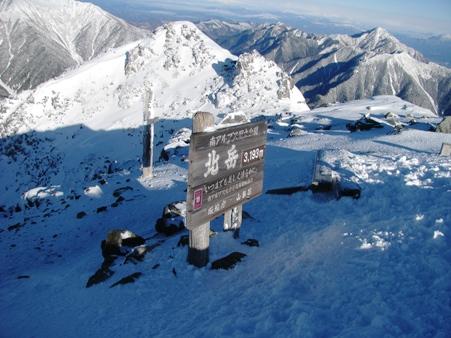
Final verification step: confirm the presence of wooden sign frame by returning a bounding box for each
[186,121,267,229]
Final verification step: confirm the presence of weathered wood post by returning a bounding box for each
[224,205,242,238]
[187,111,215,267]
[186,113,267,268]
[222,113,249,239]
[142,89,154,178]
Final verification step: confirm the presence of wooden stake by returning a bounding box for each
[142,89,154,178]
[187,111,215,267]
[222,113,248,239]
[224,205,242,239]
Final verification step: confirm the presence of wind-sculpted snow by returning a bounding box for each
[0,0,148,97]
[198,21,451,115]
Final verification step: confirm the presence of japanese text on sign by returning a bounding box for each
[186,121,267,228]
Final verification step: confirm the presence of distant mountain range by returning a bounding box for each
[1,1,450,117]
[198,20,451,115]
[0,0,148,98]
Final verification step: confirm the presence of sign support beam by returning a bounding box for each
[187,111,215,267]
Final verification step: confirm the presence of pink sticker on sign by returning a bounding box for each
[193,188,203,210]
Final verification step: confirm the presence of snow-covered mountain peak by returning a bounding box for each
[343,27,426,61]
[3,0,111,27]
[0,20,309,137]
[236,50,266,74]
[215,50,309,112]
[125,21,228,76]
[363,26,391,38]
[199,19,252,32]
[0,0,148,96]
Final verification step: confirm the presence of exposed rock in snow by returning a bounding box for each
[155,200,187,236]
[214,50,309,113]
[436,116,451,133]
[164,128,192,151]
[101,229,145,257]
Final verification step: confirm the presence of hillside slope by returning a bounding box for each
[0,0,148,97]
[0,94,450,337]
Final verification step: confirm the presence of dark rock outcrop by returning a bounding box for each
[155,201,186,236]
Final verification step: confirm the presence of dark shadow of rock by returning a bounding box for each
[211,252,246,270]
[86,266,115,288]
[266,185,309,195]
[177,235,189,247]
[17,275,30,279]
[7,222,23,232]
[242,239,259,247]
[110,272,142,288]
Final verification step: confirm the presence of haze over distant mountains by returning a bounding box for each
[84,0,451,68]
[198,20,451,115]
[0,0,148,98]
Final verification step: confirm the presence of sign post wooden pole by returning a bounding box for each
[224,204,242,238]
[222,115,248,238]
[186,113,266,267]
[142,89,154,178]
[187,111,215,267]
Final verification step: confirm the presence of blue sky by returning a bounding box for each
[88,0,451,35]
[214,0,451,35]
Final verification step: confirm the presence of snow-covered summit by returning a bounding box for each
[339,27,426,61]
[215,50,309,112]
[125,21,230,76]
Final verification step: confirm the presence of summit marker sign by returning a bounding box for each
[186,120,267,228]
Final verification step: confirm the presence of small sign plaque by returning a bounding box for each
[193,188,203,210]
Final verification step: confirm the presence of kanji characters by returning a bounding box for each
[204,150,219,177]
[224,144,239,170]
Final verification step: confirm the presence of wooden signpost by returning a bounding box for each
[186,112,267,267]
